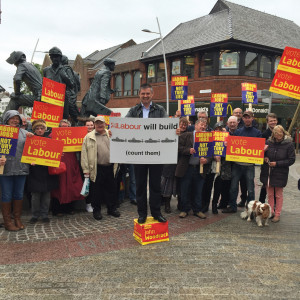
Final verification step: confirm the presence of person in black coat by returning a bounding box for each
[259,113,278,203]
[27,119,59,223]
[260,125,295,223]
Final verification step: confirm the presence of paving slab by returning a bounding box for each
[0,155,300,299]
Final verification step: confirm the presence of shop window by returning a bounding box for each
[245,52,258,77]
[123,73,131,96]
[274,56,281,73]
[133,71,141,95]
[115,75,122,97]
[200,52,214,76]
[219,51,239,75]
[147,64,156,83]
[157,62,165,82]
[182,56,194,78]
[172,60,181,75]
[260,55,272,78]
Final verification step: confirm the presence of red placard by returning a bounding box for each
[171,76,188,86]
[52,127,88,152]
[241,83,257,92]
[21,136,64,167]
[110,112,121,117]
[270,46,300,100]
[41,77,66,107]
[211,93,228,103]
[31,101,64,128]
[225,136,265,164]
[270,70,300,100]
[276,46,300,75]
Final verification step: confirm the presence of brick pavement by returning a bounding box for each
[0,157,299,299]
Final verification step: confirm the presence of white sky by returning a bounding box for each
[0,0,299,92]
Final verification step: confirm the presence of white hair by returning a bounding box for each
[228,116,238,122]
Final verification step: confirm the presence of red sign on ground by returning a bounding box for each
[133,217,169,245]
[52,127,88,152]
[31,101,64,128]
[21,135,64,167]
[41,77,66,107]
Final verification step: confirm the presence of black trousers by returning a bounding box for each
[134,164,162,218]
[212,176,231,208]
[201,173,215,213]
[239,174,248,203]
[90,164,117,213]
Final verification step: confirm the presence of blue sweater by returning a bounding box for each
[234,126,262,138]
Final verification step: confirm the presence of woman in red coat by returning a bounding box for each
[51,119,84,216]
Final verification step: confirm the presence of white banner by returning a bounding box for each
[110,117,179,164]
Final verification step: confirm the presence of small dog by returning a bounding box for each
[240,200,272,227]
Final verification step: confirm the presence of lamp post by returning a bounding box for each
[142,17,169,115]
[30,38,48,63]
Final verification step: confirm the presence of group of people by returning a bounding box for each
[0,83,296,231]
[161,107,295,224]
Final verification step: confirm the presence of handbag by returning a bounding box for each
[48,162,66,175]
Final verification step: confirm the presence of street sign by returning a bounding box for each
[200,89,212,93]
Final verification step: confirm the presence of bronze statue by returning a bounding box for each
[80,58,116,117]
[43,47,75,122]
[61,55,80,123]
[2,51,42,122]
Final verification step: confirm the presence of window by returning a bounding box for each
[274,56,281,73]
[115,75,122,97]
[260,55,272,78]
[219,51,239,75]
[147,64,156,83]
[200,52,214,76]
[182,56,194,78]
[133,71,141,95]
[123,73,131,96]
[245,52,258,77]
[157,62,165,82]
[172,60,181,75]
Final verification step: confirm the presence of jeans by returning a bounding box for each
[180,165,204,213]
[228,164,255,211]
[0,175,27,203]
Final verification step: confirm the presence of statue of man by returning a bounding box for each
[2,51,42,121]
[61,55,80,124]
[43,47,75,121]
[80,58,116,117]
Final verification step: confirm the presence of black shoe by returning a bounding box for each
[42,217,50,223]
[222,207,237,213]
[108,210,120,218]
[138,216,147,224]
[237,201,246,208]
[217,205,227,209]
[93,211,103,220]
[29,217,38,224]
[130,200,137,205]
[153,215,167,223]
[212,209,218,214]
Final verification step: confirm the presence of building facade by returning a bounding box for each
[65,0,300,127]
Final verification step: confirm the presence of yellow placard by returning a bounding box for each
[21,156,60,167]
